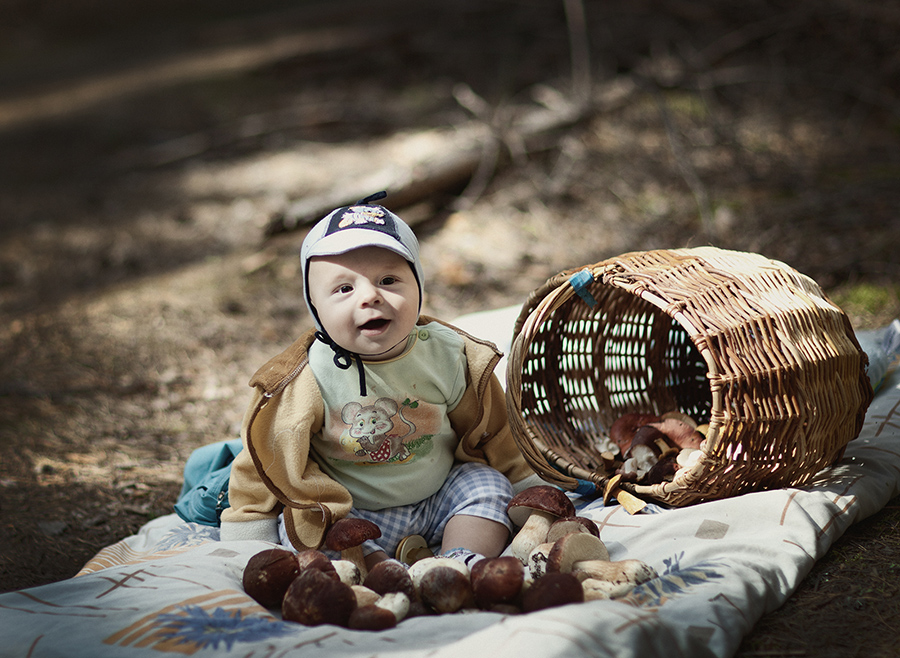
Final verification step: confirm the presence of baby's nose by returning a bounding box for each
[358,282,382,305]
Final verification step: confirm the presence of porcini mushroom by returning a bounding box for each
[242,547,300,609]
[507,486,575,563]
[649,417,704,450]
[295,549,338,579]
[409,557,473,614]
[348,592,410,630]
[617,425,673,482]
[527,542,554,579]
[570,558,658,588]
[332,559,362,586]
[351,584,381,608]
[363,558,417,603]
[521,572,584,612]
[546,516,600,544]
[545,532,610,574]
[470,556,525,609]
[325,517,381,579]
[282,568,357,627]
[609,412,661,454]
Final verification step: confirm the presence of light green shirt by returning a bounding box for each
[308,321,467,510]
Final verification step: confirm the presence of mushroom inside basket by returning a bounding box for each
[505,247,874,509]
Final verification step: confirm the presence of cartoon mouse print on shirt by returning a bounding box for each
[339,397,418,463]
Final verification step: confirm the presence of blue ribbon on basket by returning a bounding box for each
[569,269,597,307]
[573,479,601,496]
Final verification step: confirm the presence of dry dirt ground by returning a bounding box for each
[1,1,900,655]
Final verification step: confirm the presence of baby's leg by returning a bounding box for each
[433,462,514,561]
[441,514,509,558]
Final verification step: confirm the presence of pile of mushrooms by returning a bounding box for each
[505,485,657,601]
[242,486,659,630]
[608,411,707,485]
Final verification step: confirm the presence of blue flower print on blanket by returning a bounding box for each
[621,552,726,608]
[155,605,293,652]
[154,522,220,551]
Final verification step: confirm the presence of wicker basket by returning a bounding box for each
[505,247,874,507]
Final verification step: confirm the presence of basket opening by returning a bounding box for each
[518,283,712,472]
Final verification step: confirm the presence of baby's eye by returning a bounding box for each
[380,276,397,286]
[338,284,353,294]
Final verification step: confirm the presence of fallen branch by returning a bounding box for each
[263,76,638,236]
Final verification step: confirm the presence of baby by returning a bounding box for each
[220,197,539,568]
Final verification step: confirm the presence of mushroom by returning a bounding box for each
[677,447,702,468]
[580,579,611,601]
[324,517,381,579]
[470,556,525,609]
[546,516,600,544]
[608,412,661,454]
[545,532,610,574]
[348,604,397,631]
[506,486,576,563]
[332,559,362,586]
[644,450,680,484]
[649,417,704,450]
[351,584,382,608]
[348,592,410,630]
[409,557,473,614]
[241,547,300,609]
[295,549,338,579]
[571,558,657,585]
[526,542,554,579]
[617,425,673,481]
[521,572,584,612]
[363,558,417,603]
[282,568,357,627]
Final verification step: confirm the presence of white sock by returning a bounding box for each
[442,547,485,568]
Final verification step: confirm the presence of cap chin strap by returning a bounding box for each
[313,330,410,398]
[314,330,367,397]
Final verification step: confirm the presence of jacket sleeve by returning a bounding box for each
[220,369,353,549]
[450,342,536,486]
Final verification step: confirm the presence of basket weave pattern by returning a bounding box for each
[506,247,874,506]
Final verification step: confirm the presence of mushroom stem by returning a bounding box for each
[571,558,658,588]
[509,510,556,562]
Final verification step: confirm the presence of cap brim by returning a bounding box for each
[306,227,415,263]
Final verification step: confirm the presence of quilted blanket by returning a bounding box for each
[1,315,898,658]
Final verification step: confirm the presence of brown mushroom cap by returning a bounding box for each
[609,413,661,453]
[363,559,417,601]
[412,558,473,614]
[325,518,382,552]
[348,604,397,631]
[242,548,300,609]
[628,425,672,457]
[295,549,339,579]
[649,418,704,450]
[546,516,600,543]
[282,568,357,626]
[471,556,525,608]
[521,572,584,612]
[506,485,575,527]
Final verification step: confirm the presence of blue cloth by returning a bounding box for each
[173,439,243,526]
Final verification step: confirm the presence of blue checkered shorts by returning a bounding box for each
[278,461,513,558]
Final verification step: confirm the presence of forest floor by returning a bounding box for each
[1,1,899,655]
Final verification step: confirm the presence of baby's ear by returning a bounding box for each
[341,402,363,424]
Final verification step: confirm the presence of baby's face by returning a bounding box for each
[308,246,420,361]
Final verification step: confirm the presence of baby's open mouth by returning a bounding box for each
[360,318,389,331]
